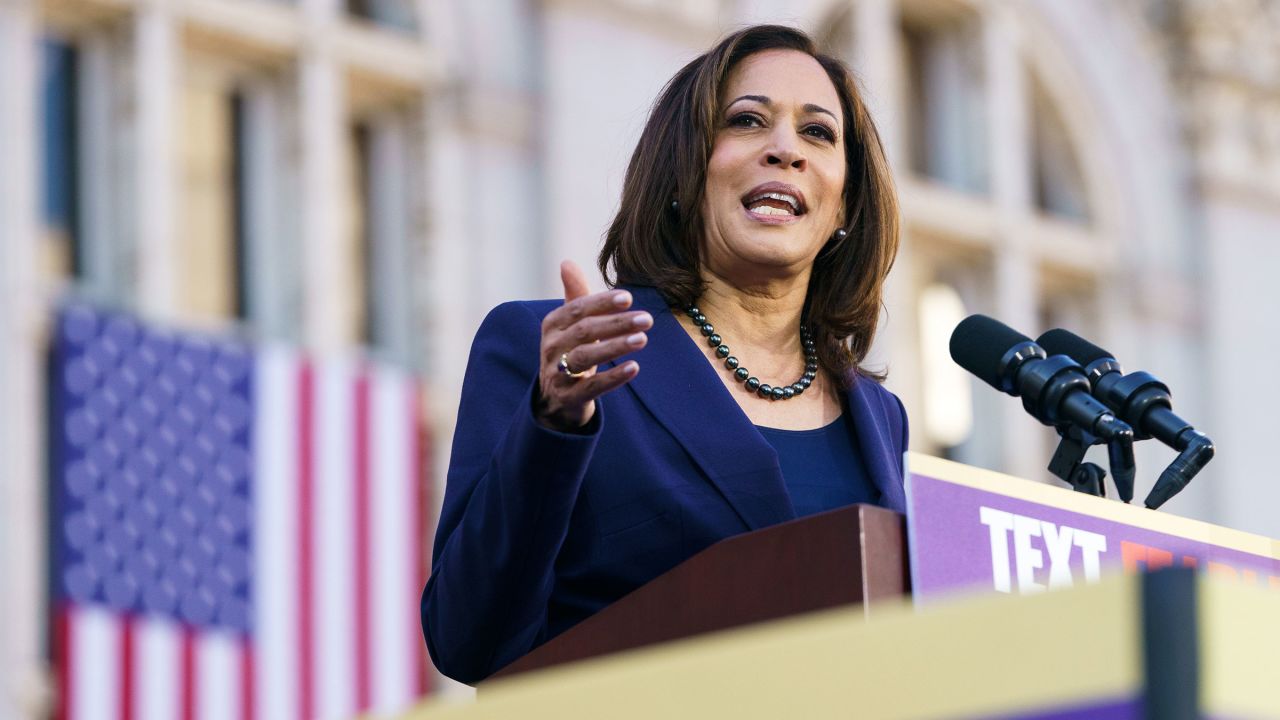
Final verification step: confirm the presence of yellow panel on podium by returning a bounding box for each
[403,570,1278,719]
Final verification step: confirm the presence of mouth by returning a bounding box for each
[741,182,807,221]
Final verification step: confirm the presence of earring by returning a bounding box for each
[817,228,849,261]
[671,199,679,211]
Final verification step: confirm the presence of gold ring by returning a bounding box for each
[557,352,589,378]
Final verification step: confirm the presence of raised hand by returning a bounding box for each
[535,261,651,431]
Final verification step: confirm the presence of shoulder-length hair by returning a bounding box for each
[598,24,900,385]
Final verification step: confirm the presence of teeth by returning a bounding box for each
[745,191,800,214]
[749,205,793,216]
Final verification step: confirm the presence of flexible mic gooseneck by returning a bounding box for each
[1036,328,1214,510]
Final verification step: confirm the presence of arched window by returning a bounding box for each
[901,2,989,195]
[814,0,1116,477]
[1031,75,1090,223]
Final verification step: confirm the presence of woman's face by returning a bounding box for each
[700,49,847,281]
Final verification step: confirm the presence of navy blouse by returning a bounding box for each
[756,411,880,517]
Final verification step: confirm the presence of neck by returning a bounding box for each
[695,267,810,376]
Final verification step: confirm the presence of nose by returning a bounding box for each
[762,126,803,169]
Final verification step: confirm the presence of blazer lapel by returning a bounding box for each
[618,286,796,531]
[844,375,908,513]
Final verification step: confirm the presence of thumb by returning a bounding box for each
[560,260,591,302]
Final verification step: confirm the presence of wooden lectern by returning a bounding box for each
[398,455,1280,718]
[491,503,909,680]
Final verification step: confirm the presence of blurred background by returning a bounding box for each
[3,0,1279,716]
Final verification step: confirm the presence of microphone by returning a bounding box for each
[950,315,1132,439]
[1036,328,1214,509]
[950,315,1136,500]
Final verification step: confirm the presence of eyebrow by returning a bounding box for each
[726,94,840,124]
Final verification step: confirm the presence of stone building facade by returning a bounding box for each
[2,0,1277,712]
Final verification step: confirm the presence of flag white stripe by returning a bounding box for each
[71,607,120,720]
[253,345,299,720]
[136,617,181,720]
[196,631,239,720]
[371,370,413,712]
[315,358,356,719]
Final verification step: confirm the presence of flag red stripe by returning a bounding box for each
[298,362,315,720]
[240,637,255,720]
[120,616,135,720]
[181,629,196,720]
[410,381,430,696]
[354,368,373,711]
[54,605,71,720]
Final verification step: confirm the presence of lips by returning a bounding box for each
[741,182,807,218]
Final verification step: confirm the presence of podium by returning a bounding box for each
[410,568,1280,719]
[403,454,1280,718]
[492,503,909,679]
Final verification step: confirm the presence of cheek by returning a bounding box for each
[820,162,848,221]
[704,140,753,204]
[700,160,727,215]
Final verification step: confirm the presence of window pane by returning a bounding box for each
[919,282,973,448]
[902,11,990,194]
[180,71,242,320]
[347,0,416,31]
[235,80,302,342]
[350,121,373,345]
[348,115,415,360]
[1032,80,1090,223]
[816,4,854,61]
[40,37,80,280]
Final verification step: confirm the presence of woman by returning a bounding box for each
[422,24,905,685]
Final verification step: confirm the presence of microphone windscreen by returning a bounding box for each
[1037,328,1114,365]
[949,314,1034,390]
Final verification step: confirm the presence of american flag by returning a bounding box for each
[50,304,432,720]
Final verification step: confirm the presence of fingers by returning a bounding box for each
[537,260,648,431]
[544,288,634,334]
[562,329,648,372]
[560,260,591,303]
[556,361,640,406]
[546,310,651,360]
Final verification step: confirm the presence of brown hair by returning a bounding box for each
[598,24,900,385]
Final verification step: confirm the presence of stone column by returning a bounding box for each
[133,0,180,317]
[298,0,352,352]
[983,0,1043,481]
[0,1,52,716]
[853,0,905,167]
[850,0,921,433]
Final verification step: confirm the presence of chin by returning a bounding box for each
[726,229,818,272]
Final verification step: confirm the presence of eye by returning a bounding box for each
[727,112,764,129]
[803,123,837,142]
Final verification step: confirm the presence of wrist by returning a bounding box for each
[533,385,594,434]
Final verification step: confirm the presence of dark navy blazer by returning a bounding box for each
[421,286,909,684]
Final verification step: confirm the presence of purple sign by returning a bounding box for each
[905,457,1280,603]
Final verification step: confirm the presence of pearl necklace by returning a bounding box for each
[684,305,817,400]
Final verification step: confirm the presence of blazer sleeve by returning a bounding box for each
[421,301,602,684]
[894,392,909,477]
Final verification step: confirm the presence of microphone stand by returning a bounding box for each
[1047,419,1137,502]
[1005,350,1137,501]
